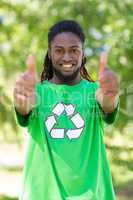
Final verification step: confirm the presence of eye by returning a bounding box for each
[71,48,80,54]
[55,48,62,54]
[72,49,77,53]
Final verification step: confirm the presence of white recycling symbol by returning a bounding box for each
[45,102,85,140]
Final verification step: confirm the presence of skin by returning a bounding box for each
[48,32,84,85]
[13,32,119,116]
[96,52,119,113]
[13,54,37,115]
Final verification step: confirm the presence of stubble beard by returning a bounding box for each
[52,67,81,83]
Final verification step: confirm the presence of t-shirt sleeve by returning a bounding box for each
[14,107,32,127]
[97,101,119,124]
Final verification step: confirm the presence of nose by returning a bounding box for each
[62,52,72,62]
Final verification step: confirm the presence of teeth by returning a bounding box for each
[63,64,72,68]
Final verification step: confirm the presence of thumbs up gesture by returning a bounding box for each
[13,54,38,115]
[95,52,119,113]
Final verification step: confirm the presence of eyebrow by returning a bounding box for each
[54,45,81,48]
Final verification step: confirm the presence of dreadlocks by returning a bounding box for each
[41,20,94,83]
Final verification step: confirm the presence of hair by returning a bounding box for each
[41,20,94,83]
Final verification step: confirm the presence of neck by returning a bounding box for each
[49,74,81,85]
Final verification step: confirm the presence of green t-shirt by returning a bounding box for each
[15,79,118,200]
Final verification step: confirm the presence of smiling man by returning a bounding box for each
[14,20,119,200]
[48,31,83,84]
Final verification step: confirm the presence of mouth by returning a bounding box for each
[60,64,75,72]
[62,64,73,68]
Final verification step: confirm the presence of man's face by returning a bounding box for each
[49,32,83,82]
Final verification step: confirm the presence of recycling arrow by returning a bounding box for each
[44,103,85,140]
[45,115,56,132]
[66,128,83,139]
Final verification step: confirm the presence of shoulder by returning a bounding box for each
[35,80,49,93]
[82,79,99,92]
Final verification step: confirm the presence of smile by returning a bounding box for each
[62,64,73,68]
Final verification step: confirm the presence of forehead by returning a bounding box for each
[51,32,82,47]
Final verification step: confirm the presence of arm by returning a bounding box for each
[95,52,120,124]
[14,107,32,127]
[13,54,37,127]
[97,99,119,124]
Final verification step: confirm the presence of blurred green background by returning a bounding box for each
[0,0,133,199]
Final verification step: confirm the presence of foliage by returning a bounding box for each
[0,197,17,200]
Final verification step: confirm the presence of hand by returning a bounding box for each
[95,52,119,113]
[13,54,38,115]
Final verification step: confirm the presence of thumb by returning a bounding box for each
[99,52,108,76]
[26,54,36,75]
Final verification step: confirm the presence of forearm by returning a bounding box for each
[95,85,119,113]
[99,94,119,113]
[14,107,31,127]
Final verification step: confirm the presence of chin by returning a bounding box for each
[54,67,80,82]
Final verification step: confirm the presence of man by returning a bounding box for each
[14,20,119,200]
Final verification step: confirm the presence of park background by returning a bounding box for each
[0,0,133,199]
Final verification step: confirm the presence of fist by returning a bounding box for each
[95,52,119,113]
[13,54,38,115]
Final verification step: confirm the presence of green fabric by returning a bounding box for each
[97,102,119,125]
[15,79,119,200]
[15,107,31,127]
